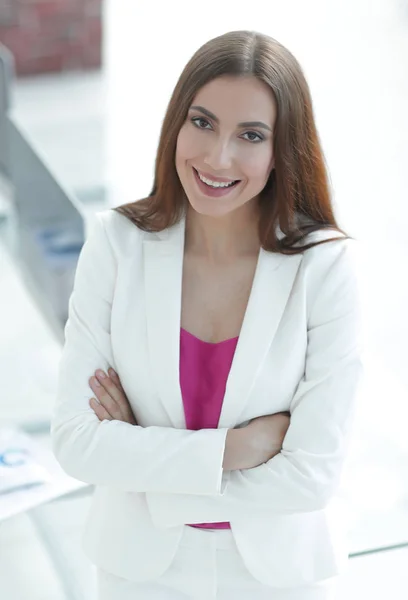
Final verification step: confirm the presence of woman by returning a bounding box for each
[51,30,363,599]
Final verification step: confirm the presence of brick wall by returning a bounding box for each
[0,0,103,76]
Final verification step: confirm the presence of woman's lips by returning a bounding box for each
[194,168,238,184]
[192,167,241,198]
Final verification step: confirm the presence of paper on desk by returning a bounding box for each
[0,428,51,494]
[0,427,89,522]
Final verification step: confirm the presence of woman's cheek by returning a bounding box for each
[242,149,274,179]
[177,126,201,159]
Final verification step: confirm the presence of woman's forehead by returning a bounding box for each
[191,76,277,125]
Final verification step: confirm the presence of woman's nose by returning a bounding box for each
[203,139,233,171]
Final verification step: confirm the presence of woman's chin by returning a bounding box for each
[186,195,237,218]
[190,204,232,219]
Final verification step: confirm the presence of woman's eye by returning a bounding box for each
[191,118,263,143]
[242,131,264,143]
[191,117,212,130]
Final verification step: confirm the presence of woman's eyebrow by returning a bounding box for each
[189,105,273,132]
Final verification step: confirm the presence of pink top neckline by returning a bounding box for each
[180,327,239,346]
[180,326,237,530]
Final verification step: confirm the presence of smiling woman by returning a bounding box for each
[113,29,349,254]
[51,29,362,600]
[174,76,276,217]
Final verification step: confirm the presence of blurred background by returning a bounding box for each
[0,1,407,599]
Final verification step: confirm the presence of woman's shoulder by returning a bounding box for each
[299,228,360,295]
[303,227,358,261]
[95,207,154,253]
[97,207,141,234]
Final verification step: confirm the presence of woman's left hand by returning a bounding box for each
[88,368,137,425]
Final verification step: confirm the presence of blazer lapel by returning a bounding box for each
[143,218,186,429]
[218,249,303,427]
[143,215,303,430]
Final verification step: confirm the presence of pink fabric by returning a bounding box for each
[179,327,239,530]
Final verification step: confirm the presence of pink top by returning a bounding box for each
[179,327,239,530]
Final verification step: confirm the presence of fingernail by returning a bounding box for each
[93,377,101,387]
[108,368,117,377]
[96,370,106,379]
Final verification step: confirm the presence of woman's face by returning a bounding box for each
[175,75,277,219]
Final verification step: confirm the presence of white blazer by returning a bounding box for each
[51,208,363,588]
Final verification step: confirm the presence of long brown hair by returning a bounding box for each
[114,30,350,254]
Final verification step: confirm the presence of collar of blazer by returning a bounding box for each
[141,212,304,429]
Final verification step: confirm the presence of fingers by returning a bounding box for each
[108,368,126,395]
[89,372,123,420]
[104,369,137,425]
[88,368,137,425]
[89,397,112,421]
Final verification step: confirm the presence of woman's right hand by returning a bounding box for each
[243,412,291,468]
[244,412,290,468]
[223,411,291,471]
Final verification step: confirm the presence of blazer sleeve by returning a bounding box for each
[50,212,229,495]
[144,239,364,523]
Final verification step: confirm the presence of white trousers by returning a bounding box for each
[97,525,339,599]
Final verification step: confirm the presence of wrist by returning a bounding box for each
[222,428,252,471]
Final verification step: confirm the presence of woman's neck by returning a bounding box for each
[184,203,261,263]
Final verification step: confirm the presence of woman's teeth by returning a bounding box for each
[196,170,237,188]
